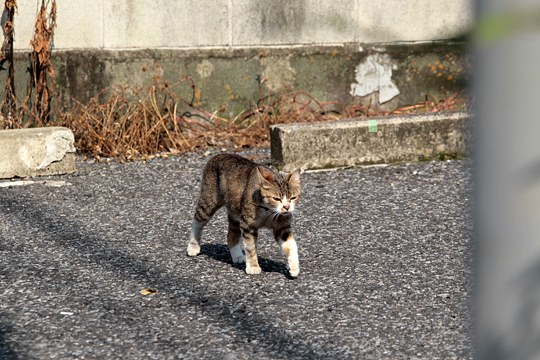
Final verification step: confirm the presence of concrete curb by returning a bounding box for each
[270,111,470,171]
[0,127,76,179]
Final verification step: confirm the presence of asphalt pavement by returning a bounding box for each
[0,149,473,359]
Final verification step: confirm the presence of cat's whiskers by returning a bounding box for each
[265,209,278,224]
[259,207,281,226]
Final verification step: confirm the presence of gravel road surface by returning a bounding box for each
[0,150,473,359]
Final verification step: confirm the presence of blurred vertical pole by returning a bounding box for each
[476,0,540,359]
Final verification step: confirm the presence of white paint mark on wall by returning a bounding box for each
[196,60,215,79]
[260,56,296,92]
[350,53,400,104]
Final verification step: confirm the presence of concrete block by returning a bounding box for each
[232,0,359,45]
[55,0,103,49]
[0,127,76,179]
[270,111,470,171]
[102,0,229,48]
[12,0,472,51]
[357,1,473,42]
[13,0,103,50]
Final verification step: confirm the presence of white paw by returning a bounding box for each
[245,264,262,275]
[186,243,200,257]
[289,266,300,277]
[229,244,246,263]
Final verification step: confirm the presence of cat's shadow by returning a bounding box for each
[200,243,292,278]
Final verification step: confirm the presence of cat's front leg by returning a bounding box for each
[242,227,261,275]
[274,225,300,277]
[280,236,300,277]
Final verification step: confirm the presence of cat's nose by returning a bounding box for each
[282,203,290,211]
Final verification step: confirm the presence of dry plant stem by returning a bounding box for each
[52,75,467,161]
[26,0,56,124]
[3,0,16,118]
[1,19,63,126]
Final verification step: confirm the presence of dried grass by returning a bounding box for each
[57,81,200,161]
[54,77,468,162]
[53,80,336,161]
[345,92,468,118]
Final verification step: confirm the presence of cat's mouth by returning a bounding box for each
[258,204,293,218]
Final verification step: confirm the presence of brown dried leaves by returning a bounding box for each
[57,78,468,162]
[28,0,57,122]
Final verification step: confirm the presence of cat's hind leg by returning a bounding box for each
[186,189,222,257]
[187,218,205,256]
[227,215,245,264]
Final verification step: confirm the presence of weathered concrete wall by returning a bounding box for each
[13,1,472,50]
[4,1,471,117]
[5,42,468,117]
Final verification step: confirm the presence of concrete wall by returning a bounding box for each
[13,0,472,50]
[6,1,472,117]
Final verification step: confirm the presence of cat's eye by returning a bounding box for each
[290,196,297,201]
[272,197,282,202]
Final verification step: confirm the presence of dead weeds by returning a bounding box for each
[53,79,345,161]
[27,0,57,123]
[2,74,468,162]
[54,78,467,162]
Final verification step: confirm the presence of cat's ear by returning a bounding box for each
[288,168,301,185]
[256,166,274,184]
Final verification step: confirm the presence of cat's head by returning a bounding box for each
[256,166,301,214]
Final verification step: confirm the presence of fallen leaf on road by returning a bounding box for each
[140,288,158,295]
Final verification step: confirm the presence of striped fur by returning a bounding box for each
[186,153,301,277]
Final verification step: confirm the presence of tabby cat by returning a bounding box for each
[186,153,301,277]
